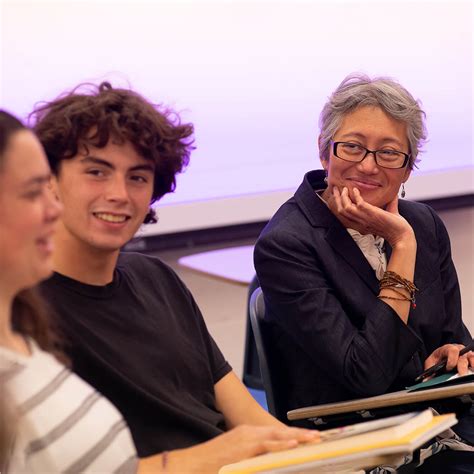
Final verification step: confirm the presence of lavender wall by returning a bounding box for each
[1,0,472,235]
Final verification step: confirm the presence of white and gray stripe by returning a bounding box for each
[18,368,70,415]
[64,420,131,473]
[1,340,137,473]
[25,391,101,456]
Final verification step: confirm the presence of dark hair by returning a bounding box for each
[0,111,26,169]
[31,82,195,224]
[0,110,67,365]
[11,289,68,366]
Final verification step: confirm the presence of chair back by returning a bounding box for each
[249,287,288,421]
[242,275,263,389]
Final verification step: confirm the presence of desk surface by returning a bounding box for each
[178,245,255,285]
[288,382,474,420]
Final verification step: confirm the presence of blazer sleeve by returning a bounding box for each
[254,225,423,397]
[429,207,472,344]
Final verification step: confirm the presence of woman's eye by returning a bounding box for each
[342,143,362,152]
[131,175,148,183]
[24,190,42,200]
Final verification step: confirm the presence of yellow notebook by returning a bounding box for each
[219,411,456,474]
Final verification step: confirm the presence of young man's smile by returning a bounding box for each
[93,212,131,224]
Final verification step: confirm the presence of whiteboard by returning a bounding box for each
[1,0,472,235]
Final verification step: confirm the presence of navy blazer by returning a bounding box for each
[254,170,472,412]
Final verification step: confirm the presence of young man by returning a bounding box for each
[33,82,317,471]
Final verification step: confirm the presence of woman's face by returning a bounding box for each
[0,130,61,294]
[321,105,411,209]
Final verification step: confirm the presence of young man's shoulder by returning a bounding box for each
[117,251,189,293]
[117,251,173,274]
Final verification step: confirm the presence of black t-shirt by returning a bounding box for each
[40,252,232,457]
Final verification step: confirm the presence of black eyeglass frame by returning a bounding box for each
[331,141,411,169]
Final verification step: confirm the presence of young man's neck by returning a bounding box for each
[52,235,120,286]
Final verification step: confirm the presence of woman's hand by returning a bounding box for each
[424,344,474,377]
[326,186,415,247]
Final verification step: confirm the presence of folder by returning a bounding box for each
[287,382,474,422]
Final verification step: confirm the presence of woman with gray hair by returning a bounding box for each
[254,73,474,472]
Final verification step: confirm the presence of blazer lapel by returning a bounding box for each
[325,225,380,295]
[295,170,380,295]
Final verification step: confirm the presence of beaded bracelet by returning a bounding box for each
[378,270,418,309]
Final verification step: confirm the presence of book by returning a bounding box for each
[219,410,457,474]
[318,410,432,442]
[407,369,474,392]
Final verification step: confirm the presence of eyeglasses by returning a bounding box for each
[332,141,410,169]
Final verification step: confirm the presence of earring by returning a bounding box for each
[324,171,328,184]
[401,183,406,198]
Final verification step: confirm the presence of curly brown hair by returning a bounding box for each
[31,82,194,223]
[0,110,67,365]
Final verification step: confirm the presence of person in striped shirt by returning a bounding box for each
[0,109,138,473]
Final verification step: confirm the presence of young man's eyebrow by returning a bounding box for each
[129,163,155,173]
[79,156,114,169]
[79,156,155,173]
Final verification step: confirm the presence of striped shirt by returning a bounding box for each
[0,341,137,473]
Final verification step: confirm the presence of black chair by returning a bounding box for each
[248,287,289,422]
[242,275,263,390]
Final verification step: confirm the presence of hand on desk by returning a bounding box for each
[424,343,474,378]
[138,425,320,473]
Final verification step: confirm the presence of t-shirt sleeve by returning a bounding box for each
[152,256,233,385]
[187,292,233,384]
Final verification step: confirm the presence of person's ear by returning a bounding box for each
[402,167,411,183]
[48,175,60,201]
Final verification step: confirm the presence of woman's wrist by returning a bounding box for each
[388,230,417,251]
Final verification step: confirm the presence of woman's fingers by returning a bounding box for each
[262,439,299,452]
[425,344,472,376]
[351,187,365,206]
[456,355,470,377]
[467,351,474,369]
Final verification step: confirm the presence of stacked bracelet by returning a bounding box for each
[378,270,418,309]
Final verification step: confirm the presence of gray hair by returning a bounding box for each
[318,73,427,169]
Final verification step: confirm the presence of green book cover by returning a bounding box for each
[407,370,474,392]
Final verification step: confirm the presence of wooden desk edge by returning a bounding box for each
[287,382,474,420]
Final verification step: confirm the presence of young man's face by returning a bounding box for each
[51,140,155,254]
